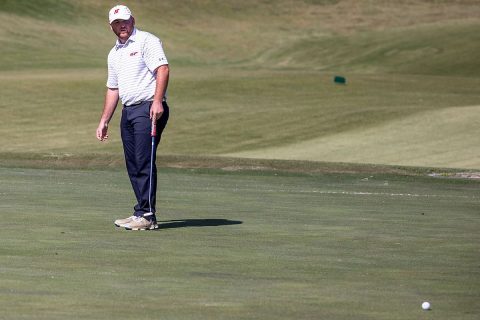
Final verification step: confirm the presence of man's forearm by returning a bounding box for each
[153,65,169,103]
[100,88,120,124]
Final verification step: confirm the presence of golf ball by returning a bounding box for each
[422,302,431,310]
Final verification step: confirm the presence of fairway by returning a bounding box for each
[1,166,479,319]
[229,104,480,168]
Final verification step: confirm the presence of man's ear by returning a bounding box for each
[132,16,135,26]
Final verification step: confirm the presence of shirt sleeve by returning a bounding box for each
[106,51,118,88]
[143,33,168,73]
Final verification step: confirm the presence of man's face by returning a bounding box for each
[110,17,135,43]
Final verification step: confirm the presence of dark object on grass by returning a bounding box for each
[334,75,346,84]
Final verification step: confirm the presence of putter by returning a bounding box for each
[148,117,157,214]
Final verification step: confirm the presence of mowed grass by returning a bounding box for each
[0,166,479,319]
[1,68,480,168]
[228,104,480,168]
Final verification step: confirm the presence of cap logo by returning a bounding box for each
[114,9,119,14]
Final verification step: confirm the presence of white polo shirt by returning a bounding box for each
[106,28,168,106]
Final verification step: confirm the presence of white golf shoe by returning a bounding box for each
[124,215,158,231]
[114,215,136,228]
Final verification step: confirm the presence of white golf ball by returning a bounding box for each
[422,302,431,310]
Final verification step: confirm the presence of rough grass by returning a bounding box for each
[0,0,479,169]
[1,68,479,169]
[2,0,480,70]
[0,0,75,21]
[266,22,480,76]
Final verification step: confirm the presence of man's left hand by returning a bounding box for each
[150,100,164,120]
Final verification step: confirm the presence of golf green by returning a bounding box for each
[0,166,478,319]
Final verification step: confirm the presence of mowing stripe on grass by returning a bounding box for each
[296,190,478,199]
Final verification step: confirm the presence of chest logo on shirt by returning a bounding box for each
[130,51,139,56]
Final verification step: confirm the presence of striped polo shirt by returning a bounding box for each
[106,28,168,106]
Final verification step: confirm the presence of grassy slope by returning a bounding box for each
[228,105,480,168]
[0,0,479,169]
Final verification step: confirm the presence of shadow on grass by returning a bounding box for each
[158,219,243,229]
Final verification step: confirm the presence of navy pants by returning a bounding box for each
[121,101,169,217]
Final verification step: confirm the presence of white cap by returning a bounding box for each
[109,5,132,24]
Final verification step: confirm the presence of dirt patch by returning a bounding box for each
[429,172,480,180]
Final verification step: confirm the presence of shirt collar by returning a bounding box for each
[115,27,137,49]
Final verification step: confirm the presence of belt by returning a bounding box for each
[124,98,166,108]
[124,101,147,108]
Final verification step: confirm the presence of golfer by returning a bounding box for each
[96,5,169,230]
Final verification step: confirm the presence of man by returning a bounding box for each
[96,5,170,231]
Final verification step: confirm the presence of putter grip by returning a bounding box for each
[151,118,157,137]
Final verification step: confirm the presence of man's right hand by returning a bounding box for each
[96,121,109,141]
